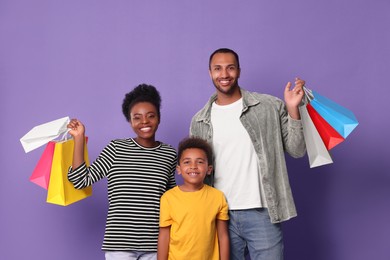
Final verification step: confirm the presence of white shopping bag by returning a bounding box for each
[299,104,333,168]
[20,116,70,153]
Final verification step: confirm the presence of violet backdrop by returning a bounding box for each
[1,0,389,259]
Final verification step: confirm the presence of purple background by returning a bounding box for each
[1,1,389,259]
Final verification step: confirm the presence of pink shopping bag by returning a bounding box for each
[29,141,55,189]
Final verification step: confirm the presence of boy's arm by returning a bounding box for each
[216,219,230,260]
[157,226,171,260]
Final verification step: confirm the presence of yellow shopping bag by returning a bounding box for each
[46,138,92,206]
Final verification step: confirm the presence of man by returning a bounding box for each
[190,48,306,259]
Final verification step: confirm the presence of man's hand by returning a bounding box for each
[284,77,305,119]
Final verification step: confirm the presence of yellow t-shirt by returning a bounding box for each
[160,185,229,260]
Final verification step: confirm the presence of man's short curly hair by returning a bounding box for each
[177,137,213,166]
[122,84,161,121]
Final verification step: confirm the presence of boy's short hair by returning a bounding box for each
[122,84,161,121]
[177,137,213,165]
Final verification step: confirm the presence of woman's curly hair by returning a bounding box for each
[122,84,161,121]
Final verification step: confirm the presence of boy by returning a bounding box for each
[157,137,229,260]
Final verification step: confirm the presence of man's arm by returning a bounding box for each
[157,226,171,260]
[216,219,230,260]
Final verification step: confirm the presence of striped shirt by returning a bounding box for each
[68,138,177,252]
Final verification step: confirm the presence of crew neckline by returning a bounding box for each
[131,138,162,150]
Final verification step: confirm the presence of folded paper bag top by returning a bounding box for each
[20,116,70,153]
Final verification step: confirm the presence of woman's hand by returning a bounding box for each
[67,119,85,139]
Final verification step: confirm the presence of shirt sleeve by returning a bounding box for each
[166,151,177,190]
[159,193,173,227]
[68,140,116,189]
[216,192,229,221]
[279,100,306,158]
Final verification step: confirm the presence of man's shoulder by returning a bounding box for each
[243,88,281,100]
[241,90,284,109]
[192,104,207,117]
[191,97,214,122]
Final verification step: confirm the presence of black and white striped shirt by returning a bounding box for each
[68,138,177,251]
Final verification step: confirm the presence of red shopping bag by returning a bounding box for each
[29,141,55,189]
[299,103,333,168]
[306,103,345,150]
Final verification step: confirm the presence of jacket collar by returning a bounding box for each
[196,88,261,122]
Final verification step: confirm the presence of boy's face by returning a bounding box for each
[177,148,212,186]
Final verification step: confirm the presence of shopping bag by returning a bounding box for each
[304,88,358,138]
[29,141,56,189]
[306,103,345,150]
[20,116,70,153]
[299,103,333,168]
[46,138,92,206]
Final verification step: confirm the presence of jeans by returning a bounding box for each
[229,208,284,260]
[105,251,157,260]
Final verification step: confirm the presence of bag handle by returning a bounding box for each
[303,86,314,102]
[58,129,71,141]
[55,118,71,142]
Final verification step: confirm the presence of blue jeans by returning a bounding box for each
[105,251,157,260]
[229,208,284,260]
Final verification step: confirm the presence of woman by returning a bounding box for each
[67,84,177,260]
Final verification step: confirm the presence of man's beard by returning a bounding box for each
[212,79,239,95]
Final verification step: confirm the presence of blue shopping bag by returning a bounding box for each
[304,88,358,138]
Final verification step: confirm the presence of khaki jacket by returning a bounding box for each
[190,88,306,223]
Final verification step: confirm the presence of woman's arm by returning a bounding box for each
[157,226,171,260]
[216,219,230,260]
[67,119,85,169]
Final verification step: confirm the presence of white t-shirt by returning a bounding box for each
[211,98,267,210]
